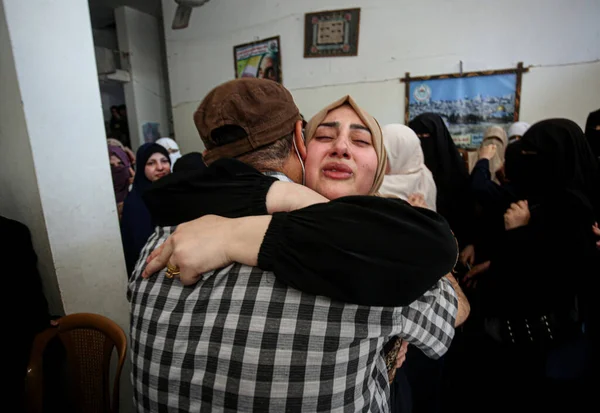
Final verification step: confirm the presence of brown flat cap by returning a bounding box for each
[194,78,301,164]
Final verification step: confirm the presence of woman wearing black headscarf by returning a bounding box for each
[474,119,599,410]
[585,108,600,162]
[121,143,171,277]
[406,114,476,413]
[409,114,476,259]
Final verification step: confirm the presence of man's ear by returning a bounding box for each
[294,120,307,161]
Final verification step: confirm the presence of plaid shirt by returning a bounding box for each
[129,174,458,413]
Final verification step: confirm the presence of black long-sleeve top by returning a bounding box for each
[2,216,51,406]
[470,159,517,209]
[470,159,519,261]
[144,159,459,307]
[479,189,597,318]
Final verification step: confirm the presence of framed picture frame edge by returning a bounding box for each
[232,35,283,84]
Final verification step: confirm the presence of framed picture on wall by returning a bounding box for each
[304,8,361,58]
[233,36,282,84]
[401,63,528,150]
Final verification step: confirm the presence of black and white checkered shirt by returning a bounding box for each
[129,174,458,413]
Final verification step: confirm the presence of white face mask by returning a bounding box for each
[293,136,305,186]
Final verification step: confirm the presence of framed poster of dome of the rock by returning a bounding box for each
[304,8,361,58]
[401,63,529,150]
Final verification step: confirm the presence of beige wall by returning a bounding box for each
[160,0,600,153]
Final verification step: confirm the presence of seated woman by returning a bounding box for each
[120,143,171,276]
[2,216,52,410]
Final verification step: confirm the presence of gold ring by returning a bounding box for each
[165,262,180,279]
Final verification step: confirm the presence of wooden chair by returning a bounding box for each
[26,313,127,413]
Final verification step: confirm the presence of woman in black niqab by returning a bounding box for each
[476,119,598,410]
[409,113,476,248]
[513,118,600,221]
[584,108,600,161]
[406,113,476,413]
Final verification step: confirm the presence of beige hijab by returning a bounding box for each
[304,95,387,195]
[479,126,508,184]
[380,124,437,211]
[107,138,124,149]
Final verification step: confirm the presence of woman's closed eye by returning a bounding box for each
[353,138,371,146]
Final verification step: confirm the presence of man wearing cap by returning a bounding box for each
[129,78,465,412]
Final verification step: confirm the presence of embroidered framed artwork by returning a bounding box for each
[304,8,360,58]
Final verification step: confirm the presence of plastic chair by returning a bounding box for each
[26,313,127,413]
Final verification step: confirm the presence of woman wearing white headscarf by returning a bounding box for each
[156,137,182,170]
[379,124,437,211]
[478,126,508,184]
[507,121,530,144]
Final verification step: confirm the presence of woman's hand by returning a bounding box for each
[462,260,491,288]
[459,244,475,267]
[593,223,600,250]
[142,215,271,285]
[504,200,530,230]
[479,144,497,160]
[407,193,427,208]
[117,202,124,220]
[395,340,409,369]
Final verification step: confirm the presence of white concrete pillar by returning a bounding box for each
[0,0,131,409]
[116,6,170,149]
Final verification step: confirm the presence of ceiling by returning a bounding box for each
[88,0,162,28]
